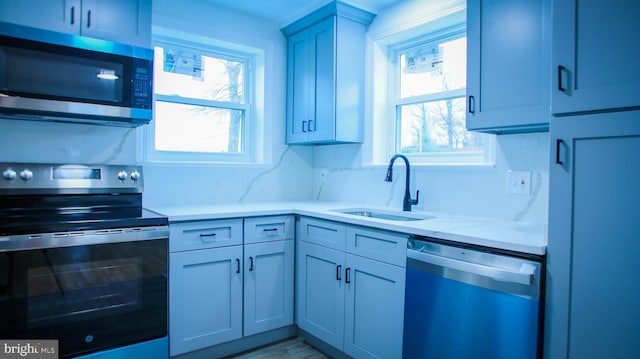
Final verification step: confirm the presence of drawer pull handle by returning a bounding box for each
[200,233,216,242]
[336,265,342,281]
[263,228,278,232]
[345,267,351,284]
[236,258,240,274]
[249,256,254,271]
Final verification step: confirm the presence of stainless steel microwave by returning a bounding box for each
[0,21,153,127]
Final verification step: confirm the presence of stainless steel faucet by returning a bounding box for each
[385,154,419,211]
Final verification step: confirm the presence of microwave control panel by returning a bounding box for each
[132,58,152,110]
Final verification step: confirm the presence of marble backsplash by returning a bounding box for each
[311,132,549,224]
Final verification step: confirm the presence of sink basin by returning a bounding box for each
[331,208,434,222]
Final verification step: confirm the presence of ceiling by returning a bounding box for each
[203,0,404,26]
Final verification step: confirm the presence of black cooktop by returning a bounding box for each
[0,193,167,237]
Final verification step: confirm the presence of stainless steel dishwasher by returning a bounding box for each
[403,236,544,359]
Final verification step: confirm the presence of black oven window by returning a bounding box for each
[27,256,142,326]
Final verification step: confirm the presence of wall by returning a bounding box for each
[310,0,549,224]
[312,132,549,223]
[0,120,137,164]
[0,0,549,224]
[0,0,314,209]
[142,0,313,208]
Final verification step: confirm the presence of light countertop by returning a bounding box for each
[150,201,547,256]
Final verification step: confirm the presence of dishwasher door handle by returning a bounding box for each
[407,249,536,285]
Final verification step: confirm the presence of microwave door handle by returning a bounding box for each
[407,249,535,285]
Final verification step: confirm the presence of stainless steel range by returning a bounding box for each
[0,163,168,359]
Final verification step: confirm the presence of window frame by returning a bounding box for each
[373,25,494,166]
[142,36,258,164]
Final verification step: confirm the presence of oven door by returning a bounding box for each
[0,228,168,359]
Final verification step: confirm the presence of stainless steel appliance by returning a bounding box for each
[0,163,168,359]
[0,21,153,127]
[403,236,543,359]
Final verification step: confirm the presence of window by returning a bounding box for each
[144,40,256,163]
[380,29,493,165]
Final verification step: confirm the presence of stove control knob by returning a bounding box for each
[117,170,128,182]
[130,170,141,182]
[3,168,17,180]
[19,169,33,181]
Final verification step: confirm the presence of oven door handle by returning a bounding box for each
[407,249,535,285]
[0,226,169,251]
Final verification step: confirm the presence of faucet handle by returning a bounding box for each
[411,190,419,205]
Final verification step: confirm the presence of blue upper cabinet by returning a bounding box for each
[0,0,151,48]
[282,2,375,145]
[466,0,551,133]
[551,0,640,115]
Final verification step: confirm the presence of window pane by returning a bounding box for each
[154,47,244,103]
[154,101,244,153]
[399,37,466,98]
[397,97,484,154]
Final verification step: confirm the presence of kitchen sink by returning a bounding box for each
[330,208,434,222]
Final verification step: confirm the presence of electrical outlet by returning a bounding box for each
[506,170,531,195]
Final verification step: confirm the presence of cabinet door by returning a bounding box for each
[286,28,312,144]
[285,17,336,144]
[466,0,550,133]
[244,240,295,336]
[545,111,640,359]
[0,0,80,34]
[169,246,243,356]
[81,0,151,47]
[552,0,640,114]
[307,16,336,143]
[344,254,405,359]
[296,241,345,349]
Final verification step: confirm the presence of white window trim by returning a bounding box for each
[365,15,495,168]
[139,31,265,165]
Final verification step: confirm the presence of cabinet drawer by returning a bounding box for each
[244,215,295,244]
[170,218,243,252]
[346,226,408,267]
[297,216,346,251]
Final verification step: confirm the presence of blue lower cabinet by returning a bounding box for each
[344,254,405,359]
[169,246,244,355]
[296,218,407,359]
[244,240,295,336]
